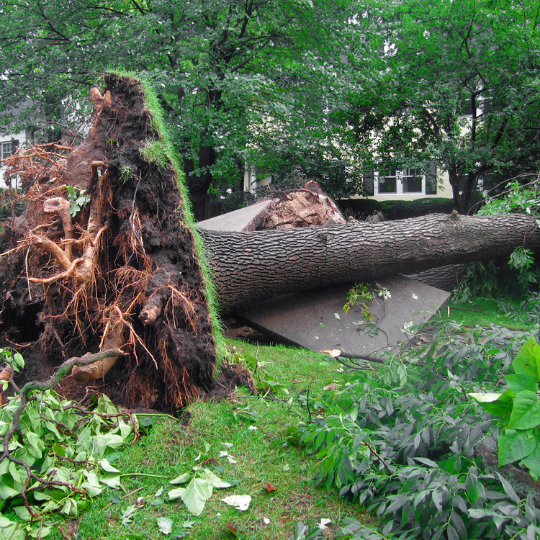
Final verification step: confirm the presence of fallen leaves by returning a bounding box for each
[262,482,278,493]
[221,495,252,511]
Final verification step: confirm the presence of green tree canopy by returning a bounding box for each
[0,0,368,218]
[349,0,540,213]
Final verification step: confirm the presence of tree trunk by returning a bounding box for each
[183,145,217,221]
[201,212,540,309]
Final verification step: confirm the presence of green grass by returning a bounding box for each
[437,294,537,331]
[45,342,374,539]
[26,292,540,538]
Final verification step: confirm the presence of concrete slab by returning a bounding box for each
[197,200,273,232]
[234,275,450,358]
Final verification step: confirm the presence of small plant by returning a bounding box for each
[343,283,390,325]
[66,185,91,217]
[0,348,24,392]
[470,335,540,479]
[119,165,134,183]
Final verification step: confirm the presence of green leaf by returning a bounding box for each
[0,516,25,540]
[169,472,191,485]
[498,429,537,466]
[168,487,186,500]
[496,472,520,504]
[521,445,540,481]
[513,336,540,380]
[82,471,103,498]
[61,498,78,517]
[465,474,480,505]
[12,506,32,522]
[198,468,231,489]
[99,472,121,489]
[468,508,510,529]
[0,483,20,500]
[507,391,540,429]
[469,390,513,416]
[121,505,137,526]
[505,373,538,394]
[99,458,121,474]
[13,352,24,370]
[181,478,213,516]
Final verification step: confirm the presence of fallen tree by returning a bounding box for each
[201,212,540,309]
[0,74,538,411]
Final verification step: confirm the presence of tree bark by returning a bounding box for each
[201,212,540,309]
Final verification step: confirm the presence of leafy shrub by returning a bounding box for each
[455,179,540,301]
[296,328,540,539]
[471,336,540,480]
[0,347,140,537]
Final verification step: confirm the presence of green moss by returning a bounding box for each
[139,140,169,170]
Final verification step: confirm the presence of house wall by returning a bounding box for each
[0,130,29,189]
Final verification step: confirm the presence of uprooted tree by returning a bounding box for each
[0,74,539,412]
[0,74,222,412]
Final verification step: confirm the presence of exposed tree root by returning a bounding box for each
[0,75,220,412]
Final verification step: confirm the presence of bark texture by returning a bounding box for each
[201,212,540,309]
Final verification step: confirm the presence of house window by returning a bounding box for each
[377,167,397,193]
[0,141,12,160]
[374,165,437,196]
[402,168,423,193]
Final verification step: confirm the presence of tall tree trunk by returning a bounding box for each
[201,212,540,309]
[184,145,217,221]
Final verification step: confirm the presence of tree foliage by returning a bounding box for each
[0,0,362,218]
[353,0,540,213]
[297,328,540,539]
[2,0,540,215]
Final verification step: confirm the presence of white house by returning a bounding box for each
[0,130,29,189]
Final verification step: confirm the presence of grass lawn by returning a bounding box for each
[438,294,538,331]
[46,342,375,539]
[18,292,539,539]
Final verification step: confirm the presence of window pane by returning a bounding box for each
[378,175,396,193]
[1,142,12,160]
[403,175,422,193]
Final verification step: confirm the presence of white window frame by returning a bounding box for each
[374,167,426,196]
[0,141,12,161]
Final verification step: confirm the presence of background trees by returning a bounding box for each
[0,0,361,218]
[2,0,540,215]
[358,0,540,213]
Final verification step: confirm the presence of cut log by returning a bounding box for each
[200,212,540,309]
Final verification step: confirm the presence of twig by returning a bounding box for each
[363,441,393,474]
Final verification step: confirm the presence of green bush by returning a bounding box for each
[337,198,454,221]
[296,328,540,539]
